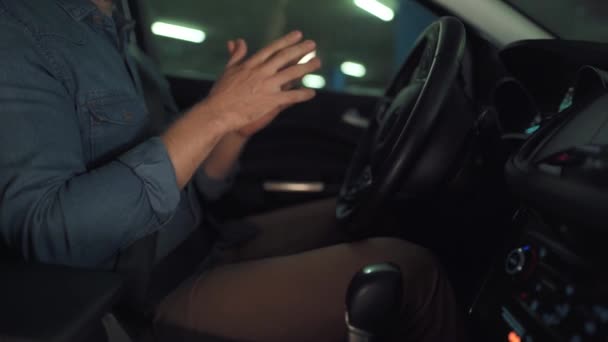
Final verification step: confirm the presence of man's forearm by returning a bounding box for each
[161,31,320,189]
[162,101,229,189]
[202,132,248,181]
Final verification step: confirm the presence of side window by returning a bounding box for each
[141,0,436,96]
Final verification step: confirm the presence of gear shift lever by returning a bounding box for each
[345,263,403,342]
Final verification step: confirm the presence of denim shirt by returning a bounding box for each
[0,0,229,268]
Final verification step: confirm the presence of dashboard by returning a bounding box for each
[470,40,608,342]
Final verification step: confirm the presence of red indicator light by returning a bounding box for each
[508,331,521,342]
[556,153,571,162]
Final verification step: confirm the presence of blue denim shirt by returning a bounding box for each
[0,0,229,268]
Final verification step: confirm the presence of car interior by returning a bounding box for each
[1,0,607,341]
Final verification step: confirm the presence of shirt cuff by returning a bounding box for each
[118,137,181,224]
[194,163,239,201]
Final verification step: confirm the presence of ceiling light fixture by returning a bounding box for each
[151,22,206,43]
[354,0,395,22]
[298,51,317,64]
[341,61,367,78]
[302,74,326,89]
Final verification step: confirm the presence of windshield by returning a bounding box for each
[139,0,437,95]
[504,0,608,43]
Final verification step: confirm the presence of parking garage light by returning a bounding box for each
[302,74,326,89]
[354,0,395,22]
[151,22,206,44]
[341,61,367,78]
[298,51,317,64]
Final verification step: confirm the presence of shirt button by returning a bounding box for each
[124,112,134,121]
[93,14,104,25]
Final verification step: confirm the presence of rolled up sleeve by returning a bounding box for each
[0,22,180,267]
[118,137,181,222]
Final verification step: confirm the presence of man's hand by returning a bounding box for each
[204,31,321,135]
[162,31,321,188]
[201,34,318,179]
[226,38,304,137]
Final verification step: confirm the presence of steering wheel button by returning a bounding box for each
[505,248,527,275]
[556,303,571,318]
[529,300,539,312]
[570,335,582,342]
[565,285,575,297]
[592,306,608,323]
[584,321,597,335]
[541,312,560,326]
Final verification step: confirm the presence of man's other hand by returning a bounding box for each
[161,31,321,188]
[205,31,322,137]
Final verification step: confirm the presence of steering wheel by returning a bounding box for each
[337,17,471,236]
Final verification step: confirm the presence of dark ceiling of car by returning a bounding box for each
[504,0,608,43]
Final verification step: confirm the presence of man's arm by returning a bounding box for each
[0,23,319,266]
[202,132,248,181]
[0,20,190,266]
[197,38,302,189]
[162,31,320,188]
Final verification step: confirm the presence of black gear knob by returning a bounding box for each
[345,263,403,342]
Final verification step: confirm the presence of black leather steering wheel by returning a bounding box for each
[337,17,470,236]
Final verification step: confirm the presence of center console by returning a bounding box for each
[470,209,607,342]
[470,68,608,342]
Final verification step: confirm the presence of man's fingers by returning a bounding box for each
[264,40,316,73]
[274,57,322,86]
[227,40,236,54]
[246,31,303,67]
[277,54,306,89]
[277,47,312,72]
[226,39,248,67]
[279,88,317,106]
[281,80,299,91]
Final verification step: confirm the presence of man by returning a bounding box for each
[0,0,464,341]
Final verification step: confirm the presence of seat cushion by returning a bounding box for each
[0,262,123,342]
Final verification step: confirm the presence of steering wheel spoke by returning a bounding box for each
[374,96,394,125]
[345,165,373,199]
